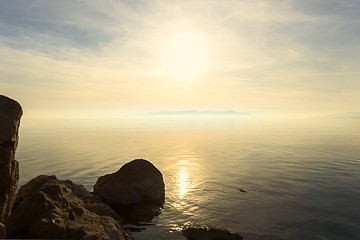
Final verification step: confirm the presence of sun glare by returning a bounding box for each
[177,167,189,198]
[160,31,210,82]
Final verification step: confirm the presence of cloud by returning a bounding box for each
[0,0,145,54]
[291,0,360,18]
[278,0,360,60]
[0,0,359,117]
[332,112,360,119]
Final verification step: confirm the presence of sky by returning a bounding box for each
[0,0,359,118]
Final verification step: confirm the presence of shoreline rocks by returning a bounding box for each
[14,175,123,223]
[3,157,167,239]
[5,176,133,239]
[0,95,22,221]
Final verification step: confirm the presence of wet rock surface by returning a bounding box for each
[0,95,22,221]
[6,176,133,239]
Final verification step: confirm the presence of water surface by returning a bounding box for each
[16,117,360,240]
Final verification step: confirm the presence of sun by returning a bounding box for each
[160,31,210,82]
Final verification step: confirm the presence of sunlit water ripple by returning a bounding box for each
[16,118,360,240]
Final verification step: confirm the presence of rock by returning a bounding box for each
[94,159,165,206]
[182,226,243,240]
[14,175,58,207]
[0,222,6,239]
[93,159,165,223]
[0,95,22,221]
[6,176,133,239]
[62,180,123,222]
[15,175,123,223]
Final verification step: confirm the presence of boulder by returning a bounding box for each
[93,159,165,223]
[0,222,6,239]
[6,177,133,239]
[0,95,22,221]
[94,159,165,206]
[182,226,243,240]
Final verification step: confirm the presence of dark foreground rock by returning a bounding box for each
[0,95,22,221]
[15,175,122,223]
[94,159,165,206]
[5,176,133,239]
[62,179,123,222]
[182,226,243,240]
[0,222,6,239]
[94,159,165,223]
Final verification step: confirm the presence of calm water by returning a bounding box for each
[16,117,360,240]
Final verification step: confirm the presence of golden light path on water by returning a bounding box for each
[168,152,201,232]
[177,167,189,199]
[169,166,193,232]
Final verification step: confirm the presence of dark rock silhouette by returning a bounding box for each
[0,95,22,221]
[0,222,5,239]
[182,226,243,240]
[63,179,124,222]
[6,176,133,239]
[94,159,165,223]
[94,159,165,205]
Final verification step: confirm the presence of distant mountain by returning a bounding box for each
[144,110,247,116]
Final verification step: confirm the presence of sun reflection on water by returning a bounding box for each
[177,167,189,198]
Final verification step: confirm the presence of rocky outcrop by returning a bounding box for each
[15,175,122,223]
[94,159,165,223]
[182,226,243,240]
[0,95,22,221]
[5,176,133,239]
[0,222,6,239]
[62,179,123,222]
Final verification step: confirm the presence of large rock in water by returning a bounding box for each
[5,176,133,239]
[0,95,22,221]
[94,159,165,223]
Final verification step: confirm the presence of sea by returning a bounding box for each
[16,116,360,240]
